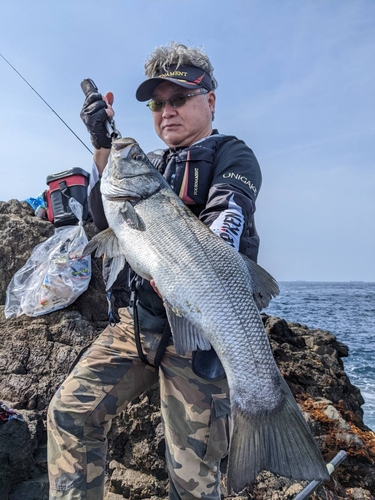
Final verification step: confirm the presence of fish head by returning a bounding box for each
[101,137,161,201]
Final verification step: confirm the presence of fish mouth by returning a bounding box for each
[112,137,137,151]
[102,182,141,199]
[111,138,144,164]
[113,173,143,179]
[104,195,139,203]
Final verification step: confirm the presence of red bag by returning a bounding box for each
[44,168,90,227]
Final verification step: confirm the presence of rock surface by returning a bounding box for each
[0,200,374,500]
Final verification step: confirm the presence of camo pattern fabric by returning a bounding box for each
[47,307,230,499]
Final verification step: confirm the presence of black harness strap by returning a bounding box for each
[154,321,171,369]
[132,286,152,366]
[130,275,171,369]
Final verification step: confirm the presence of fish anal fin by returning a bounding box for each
[164,301,211,355]
[106,255,126,291]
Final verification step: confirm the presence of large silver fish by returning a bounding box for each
[85,137,329,493]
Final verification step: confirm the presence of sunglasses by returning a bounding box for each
[147,89,209,112]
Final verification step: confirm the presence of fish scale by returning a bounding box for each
[130,193,279,402]
[85,137,330,493]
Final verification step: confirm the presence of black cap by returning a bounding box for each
[136,65,213,102]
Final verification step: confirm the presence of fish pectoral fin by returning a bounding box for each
[83,228,126,291]
[240,254,280,310]
[83,228,121,258]
[120,201,145,230]
[164,301,211,355]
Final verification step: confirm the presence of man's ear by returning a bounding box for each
[207,91,216,114]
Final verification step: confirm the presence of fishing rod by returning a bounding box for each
[0,52,93,154]
[294,450,347,500]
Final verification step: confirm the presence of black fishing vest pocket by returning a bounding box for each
[156,131,236,211]
[172,146,215,205]
[159,134,237,210]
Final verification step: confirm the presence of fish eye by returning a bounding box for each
[133,153,144,161]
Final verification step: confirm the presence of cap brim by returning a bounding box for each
[136,77,202,102]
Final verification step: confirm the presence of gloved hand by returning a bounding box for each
[80,92,114,150]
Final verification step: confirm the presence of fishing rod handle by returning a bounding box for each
[80,78,120,139]
[81,78,98,97]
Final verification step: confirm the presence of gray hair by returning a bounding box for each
[144,41,218,90]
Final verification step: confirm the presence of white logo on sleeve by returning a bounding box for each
[222,172,257,195]
[209,195,244,251]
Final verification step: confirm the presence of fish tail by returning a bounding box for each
[226,383,329,494]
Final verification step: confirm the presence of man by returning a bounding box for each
[47,41,262,500]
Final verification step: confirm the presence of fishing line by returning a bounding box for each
[0,52,93,154]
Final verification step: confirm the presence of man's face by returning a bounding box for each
[150,81,216,148]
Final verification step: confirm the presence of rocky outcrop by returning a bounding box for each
[0,200,374,500]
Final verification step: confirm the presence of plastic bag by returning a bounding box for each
[5,199,91,318]
[25,193,46,219]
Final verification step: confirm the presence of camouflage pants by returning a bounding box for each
[47,308,230,499]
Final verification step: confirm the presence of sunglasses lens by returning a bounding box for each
[148,100,163,112]
[170,95,187,108]
[147,91,206,111]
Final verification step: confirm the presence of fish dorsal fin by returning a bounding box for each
[83,228,126,290]
[240,254,280,311]
[164,301,211,355]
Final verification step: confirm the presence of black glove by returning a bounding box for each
[80,92,112,149]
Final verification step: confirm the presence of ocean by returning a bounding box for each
[263,281,375,430]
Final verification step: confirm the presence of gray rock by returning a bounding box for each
[0,200,374,499]
[9,475,49,500]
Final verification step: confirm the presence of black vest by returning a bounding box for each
[149,133,237,217]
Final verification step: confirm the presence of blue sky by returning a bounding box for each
[1,0,374,281]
